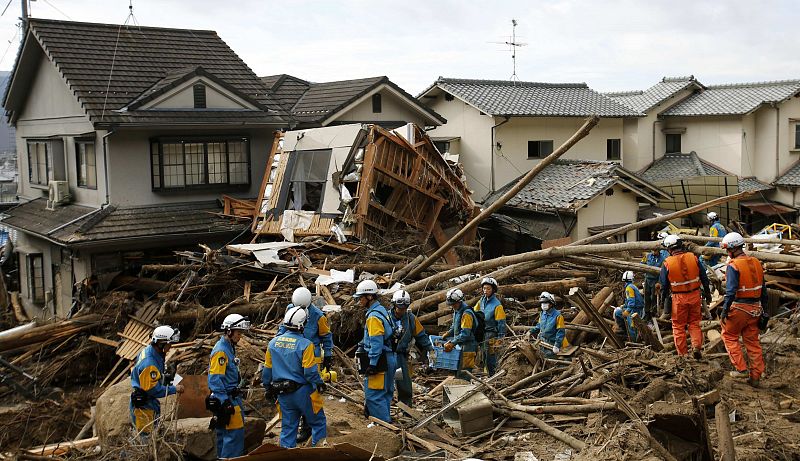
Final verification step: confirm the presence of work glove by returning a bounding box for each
[316,382,327,394]
[264,384,277,402]
[365,365,380,376]
[443,342,455,353]
[552,345,560,354]
[720,309,729,323]
[322,355,333,371]
[703,290,712,304]
[222,399,236,416]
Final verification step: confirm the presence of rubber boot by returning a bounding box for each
[296,415,311,444]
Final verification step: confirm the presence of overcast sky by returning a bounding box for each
[0,0,797,94]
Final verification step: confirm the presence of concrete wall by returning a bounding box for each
[107,128,274,206]
[333,87,430,127]
[573,184,640,241]
[492,117,625,189]
[775,96,800,180]
[661,116,744,175]
[424,93,495,199]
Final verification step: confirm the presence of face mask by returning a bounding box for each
[541,303,551,311]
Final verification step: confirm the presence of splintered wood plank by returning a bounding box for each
[431,222,460,265]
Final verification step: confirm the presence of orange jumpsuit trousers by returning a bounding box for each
[721,302,765,380]
[671,290,703,355]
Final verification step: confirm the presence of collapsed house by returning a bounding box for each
[251,123,475,250]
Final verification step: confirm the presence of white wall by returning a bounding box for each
[147,78,253,110]
[661,116,744,175]
[332,88,430,127]
[574,185,640,241]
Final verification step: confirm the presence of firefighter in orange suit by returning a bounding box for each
[659,235,712,358]
[719,232,767,387]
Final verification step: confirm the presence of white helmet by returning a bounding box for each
[292,287,313,308]
[480,277,498,292]
[152,325,180,344]
[656,231,669,240]
[221,313,251,331]
[446,288,464,304]
[392,290,411,306]
[353,279,379,298]
[622,271,635,282]
[707,211,718,221]
[539,291,556,304]
[721,232,745,250]
[662,234,682,250]
[283,306,308,331]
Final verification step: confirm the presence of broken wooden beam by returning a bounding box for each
[715,401,737,461]
[566,287,623,349]
[495,408,587,451]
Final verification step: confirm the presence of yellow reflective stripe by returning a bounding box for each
[461,312,474,329]
[555,316,565,329]
[494,305,506,321]
[302,343,317,368]
[625,286,635,298]
[366,316,385,336]
[317,315,331,336]
[264,349,272,368]
[133,408,155,433]
[413,317,425,335]
[710,227,719,237]
[138,365,160,391]
[209,350,227,375]
[473,301,481,311]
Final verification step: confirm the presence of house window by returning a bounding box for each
[283,149,331,212]
[193,84,206,109]
[607,139,621,161]
[150,137,250,190]
[27,139,65,186]
[76,140,97,189]
[795,124,800,149]
[433,141,450,154]
[527,140,554,159]
[372,94,382,113]
[27,253,44,304]
[665,133,681,153]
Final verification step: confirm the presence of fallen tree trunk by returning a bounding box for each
[495,408,588,451]
[565,256,659,275]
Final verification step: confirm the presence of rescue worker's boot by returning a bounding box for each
[729,369,749,379]
[297,415,311,444]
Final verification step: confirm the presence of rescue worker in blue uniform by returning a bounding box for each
[390,290,434,407]
[355,279,397,423]
[475,277,506,376]
[208,314,250,459]
[130,325,184,437]
[276,287,333,443]
[705,212,727,266]
[263,306,327,448]
[530,292,568,358]
[643,234,670,319]
[614,271,646,342]
[441,288,478,380]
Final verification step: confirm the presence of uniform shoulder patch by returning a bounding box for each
[218,356,226,366]
[150,370,159,380]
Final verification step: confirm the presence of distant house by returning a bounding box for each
[482,160,669,248]
[261,74,445,129]
[1,19,290,318]
[419,77,642,200]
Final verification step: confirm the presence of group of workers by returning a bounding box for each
[128,211,767,457]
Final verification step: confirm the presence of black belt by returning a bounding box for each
[272,380,303,395]
[733,298,760,304]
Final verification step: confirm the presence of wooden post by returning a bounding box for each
[567,287,623,349]
[716,401,736,461]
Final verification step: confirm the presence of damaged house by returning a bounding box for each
[1,19,290,318]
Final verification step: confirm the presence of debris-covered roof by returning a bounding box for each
[421,77,642,117]
[3,18,287,126]
[261,74,445,126]
[606,76,702,113]
[661,79,800,116]
[1,199,246,246]
[640,153,773,192]
[483,160,668,212]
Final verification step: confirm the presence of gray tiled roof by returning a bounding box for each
[661,80,800,116]
[4,19,287,126]
[1,199,246,245]
[640,153,773,192]
[262,74,445,126]
[606,76,700,113]
[774,161,800,187]
[483,160,666,212]
[423,77,642,117]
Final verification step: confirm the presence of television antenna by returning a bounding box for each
[488,19,527,81]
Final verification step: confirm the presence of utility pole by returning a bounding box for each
[20,0,28,31]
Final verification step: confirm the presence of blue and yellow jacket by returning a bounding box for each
[262,330,323,388]
[706,222,727,248]
[531,309,568,349]
[475,294,506,338]
[208,336,241,404]
[623,282,645,313]
[642,250,669,281]
[393,310,432,355]
[277,304,333,360]
[361,301,395,366]
[446,302,477,353]
[130,344,176,412]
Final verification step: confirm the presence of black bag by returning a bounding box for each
[355,349,388,374]
[758,310,770,331]
[469,309,486,344]
[205,395,233,430]
[130,387,149,409]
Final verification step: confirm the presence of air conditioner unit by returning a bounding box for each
[48,180,71,207]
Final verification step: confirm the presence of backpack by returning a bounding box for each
[467,309,486,344]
